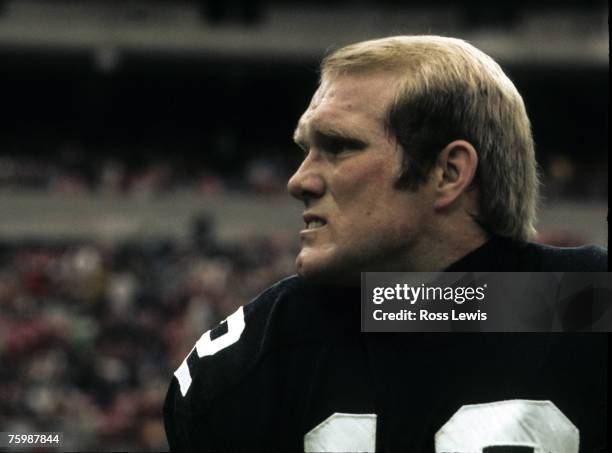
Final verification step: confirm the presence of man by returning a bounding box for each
[164,36,607,452]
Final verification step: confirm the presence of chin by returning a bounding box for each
[295,252,360,287]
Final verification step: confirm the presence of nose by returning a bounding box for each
[287,152,325,202]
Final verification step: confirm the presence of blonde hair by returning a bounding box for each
[321,35,539,241]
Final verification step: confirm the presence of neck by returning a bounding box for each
[409,224,489,272]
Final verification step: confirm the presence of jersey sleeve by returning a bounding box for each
[162,276,300,452]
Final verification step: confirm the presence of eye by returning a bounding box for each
[322,137,365,155]
[326,139,348,154]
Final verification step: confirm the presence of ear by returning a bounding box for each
[433,140,478,210]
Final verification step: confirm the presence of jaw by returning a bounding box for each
[295,244,360,286]
[295,243,333,277]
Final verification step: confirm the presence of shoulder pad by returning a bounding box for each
[171,275,301,413]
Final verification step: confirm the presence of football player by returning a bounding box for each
[164,36,607,452]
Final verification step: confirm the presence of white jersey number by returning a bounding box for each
[435,400,579,453]
[174,306,246,396]
[304,413,377,453]
[304,401,578,453]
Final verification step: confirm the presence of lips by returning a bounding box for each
[303,213,327,230]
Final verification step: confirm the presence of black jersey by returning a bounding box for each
[163,238,608,452]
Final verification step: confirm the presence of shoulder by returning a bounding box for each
[168,275,304,411]
[162,274,356,450]
[521,242,608,271]
[163,275,310,450]
[163,275,360,450]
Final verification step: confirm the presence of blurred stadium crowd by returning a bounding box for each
[0,233,296,450]
[0,150,290,197]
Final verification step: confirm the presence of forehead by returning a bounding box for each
[295,72,399,140]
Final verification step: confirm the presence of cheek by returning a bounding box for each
[331,157,395,205]
[331,171,403,241]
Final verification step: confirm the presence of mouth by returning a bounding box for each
[302,213,327,231]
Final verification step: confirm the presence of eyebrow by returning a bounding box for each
[293,122,366,149]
